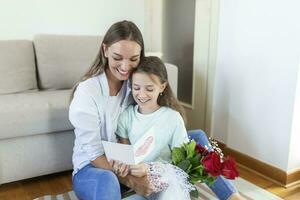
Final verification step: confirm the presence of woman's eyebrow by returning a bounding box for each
[113,52,140,58]
[113,53,122,57]
[133,84,154,87]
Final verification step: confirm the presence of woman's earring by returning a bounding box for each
[159,93,163,96]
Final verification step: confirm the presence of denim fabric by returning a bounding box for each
[188,129,238,200]
[73,164,121,200]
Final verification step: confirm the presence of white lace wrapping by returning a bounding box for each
[147,162,195,200]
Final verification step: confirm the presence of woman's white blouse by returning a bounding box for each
[69,73,132,175]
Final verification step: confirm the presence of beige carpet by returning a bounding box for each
[34,178,283,200]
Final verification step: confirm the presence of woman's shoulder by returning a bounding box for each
[76,74,104,96]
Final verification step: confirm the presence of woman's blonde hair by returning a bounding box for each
[70,20,145,101]
[132,56,187,123]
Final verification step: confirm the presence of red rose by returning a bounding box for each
[195,144,208,155]
[201,152,222,176]
[221,157,239,179]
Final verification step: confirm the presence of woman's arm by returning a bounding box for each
[91,154,112,170]
[119,173,153,196]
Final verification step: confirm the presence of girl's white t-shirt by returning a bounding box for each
[116,105,189,162]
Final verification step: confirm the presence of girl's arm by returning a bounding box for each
[118,136,130,144]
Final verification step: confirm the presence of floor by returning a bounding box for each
[0,165,299,200]
[238,166,300,200]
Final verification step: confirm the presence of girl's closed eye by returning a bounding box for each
[146,86,154,92]
[130,58,138,62]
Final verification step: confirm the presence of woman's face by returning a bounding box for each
[103,40,141,81]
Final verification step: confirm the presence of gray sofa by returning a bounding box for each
[0,34,178,184]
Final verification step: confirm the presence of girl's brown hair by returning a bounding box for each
[70,20,145,100]
[132,56,187,123]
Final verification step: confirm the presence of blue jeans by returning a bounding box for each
[188,129,238,200]
[73,129,237,200]
[73,164,121,200]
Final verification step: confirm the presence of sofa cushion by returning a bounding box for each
[0,40,37,94]
[34,34,102,90]
[0,89,73,140]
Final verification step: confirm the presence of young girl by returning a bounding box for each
[114,56,196,199]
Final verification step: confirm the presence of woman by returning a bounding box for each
[69,20,242,200]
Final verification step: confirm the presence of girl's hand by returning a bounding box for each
[130,163,149,177]
[109,160,129,177]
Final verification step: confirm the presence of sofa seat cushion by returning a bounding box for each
[0,40,37,94]
[0,89,73,140]
[34,34,102,90]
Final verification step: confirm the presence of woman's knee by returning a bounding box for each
[99,170,120,189]
[73,167,121,200]
[94,170,121,199]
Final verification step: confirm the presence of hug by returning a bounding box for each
[69,20,242,200]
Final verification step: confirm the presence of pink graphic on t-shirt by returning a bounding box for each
[135,136,154,157]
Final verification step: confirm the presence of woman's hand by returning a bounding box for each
[118,163,153,197]
[109,160,130,177]
[130,163,149,177]
[127,175,153,197]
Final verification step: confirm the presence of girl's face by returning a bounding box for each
[132,72,166,114]
[103,40,141,81]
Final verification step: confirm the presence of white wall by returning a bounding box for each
[211,0,300,171]
[288,60,300,171]
[0,0,146,44]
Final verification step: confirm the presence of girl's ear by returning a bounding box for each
[160,82,167,92]
[103,44,108,57]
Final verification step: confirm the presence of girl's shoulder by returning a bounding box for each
[118,105,136,124]
[162,106,180,115]
[123,104,136,114]
[161,106,184,121]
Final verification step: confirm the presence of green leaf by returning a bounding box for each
[192,165,204,176]
[186,140,196,158]
[172,147,185,165]
[190,153,201,168]
[177,159,191,171]
[190,188,199,198]
[187,163,193,173]
[205,175,217,186]
[189,175,202,184]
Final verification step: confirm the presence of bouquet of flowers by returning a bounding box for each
[171,139,239,198]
